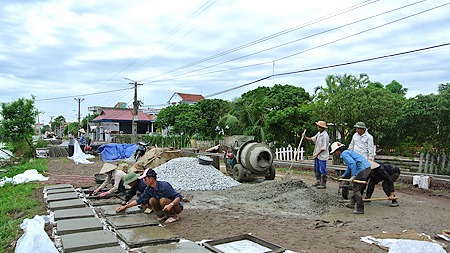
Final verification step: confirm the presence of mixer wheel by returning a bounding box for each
[265,165,276,180]
[232,164,245,182]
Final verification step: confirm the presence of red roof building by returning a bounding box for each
[91,109,156,135]
[168,92,204,105]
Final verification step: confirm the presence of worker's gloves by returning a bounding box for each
[99,192,109,197]
[93,188,101,195]
[349,176,356,183]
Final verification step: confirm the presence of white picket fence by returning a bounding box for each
[275,145,304,161]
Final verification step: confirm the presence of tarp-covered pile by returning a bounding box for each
[98,143,137,162]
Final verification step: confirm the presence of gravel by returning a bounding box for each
[153,157,240,191]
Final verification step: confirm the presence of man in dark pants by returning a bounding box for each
[331,141,371,214]
[365,164,400,207]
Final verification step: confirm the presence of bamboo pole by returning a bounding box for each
[284,129,306,178]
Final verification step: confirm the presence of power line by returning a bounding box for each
[204,42,450,98]
[148,1,448,84]
[35,87,134,102]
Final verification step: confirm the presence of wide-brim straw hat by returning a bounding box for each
[330,142,344,153]
[124,172,140,185]
[354,122,367,129]
[99,163,117,174]
[78,128,86,134]
[315,121,327,128]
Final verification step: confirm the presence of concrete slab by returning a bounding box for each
[98,204,141,216]
[140,241,211,253]
[46,187,75,194]
[44,184,73,190]
[74,246,126,253]
[54,207,95,221]
[115,226,179,248]
[60,230,118,253]
[47,192,79,202]
[57,217,103,235]
[88,197,123,206]
[106,213,159,229]
[82,186,110,195]
[49,198,86,210]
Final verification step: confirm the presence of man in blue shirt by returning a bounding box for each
[330,141,371,214]
[116,169,183,223]
[77,128,86,152]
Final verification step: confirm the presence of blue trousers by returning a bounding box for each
[314,158,327,175]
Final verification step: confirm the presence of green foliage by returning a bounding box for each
[194,99,230,138]
[64,122,79,136]
[34,140,49,149]
[52,115,66,128]
[0,159,47,253]
[82,113,99,130]
[386,80,408,96]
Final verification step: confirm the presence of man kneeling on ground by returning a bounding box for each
[365,164,400,207]
[116,169,183,223]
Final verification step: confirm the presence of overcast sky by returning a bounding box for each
[1,0,450,124]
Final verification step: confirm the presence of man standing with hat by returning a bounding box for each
[117,168,183,223]
[122,172,147,206]
[349,122,376,161]
[77,128,86,152]
[303,121,330,189]
[330,141,371,214]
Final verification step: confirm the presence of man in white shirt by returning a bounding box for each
[303,121,330,189]
[348,122,376,161]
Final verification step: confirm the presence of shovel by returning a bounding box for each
[284,129,306,179]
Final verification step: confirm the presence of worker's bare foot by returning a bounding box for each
[165,215,179,223]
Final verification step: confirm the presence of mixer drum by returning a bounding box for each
[237,141,273,174]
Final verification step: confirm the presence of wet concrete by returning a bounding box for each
[106,213,159,229]
[54,207,94,221]
[88,197,124,206]
[140,241,211,253]
[98,204,141,216]
[46,187,75,194]
[46,192,79,202]
[57,217,104,235]
[74,246,126,253]
[115,226,180,248]
[44,184,73,190]
[49,198,86,210]
[60,230,118,252]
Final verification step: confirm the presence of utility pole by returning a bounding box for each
[74,97,84,135]
[125,78,143,143]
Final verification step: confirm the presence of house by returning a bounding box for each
[167,92,204,105]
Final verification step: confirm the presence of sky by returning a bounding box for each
[1,0,450,125]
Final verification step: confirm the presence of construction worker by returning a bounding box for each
[93,163,126,197]
[117,169,183,223]
[122,172,147,206]
[68,131,75,157]
[77,128,86,152]
[348,122,376,161]
[303,121,330,189]
[365,164,400,207]
[330,141,371,214]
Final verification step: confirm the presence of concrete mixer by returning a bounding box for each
[224,135,276,182]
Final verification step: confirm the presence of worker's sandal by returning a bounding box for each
[351,210,364,214]
[390,199,399,207]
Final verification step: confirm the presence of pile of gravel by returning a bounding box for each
[153,157,240,191]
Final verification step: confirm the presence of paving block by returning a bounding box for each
[98,204,141,216]
[49,199,86,211]
[88,197,123,206]
[140,241,211,253]
[74,246,126,253]
[115,226,180,248]
[57,217,103,235]
[46,187,75,194]
[47,192,79,202]
[54,207,95,221]
[44,184,73,191]
[106,213,159,229]
[60,230,118,253]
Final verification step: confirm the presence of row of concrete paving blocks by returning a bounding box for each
[44,184,210,253]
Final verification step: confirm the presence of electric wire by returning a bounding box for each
[35,87,134,102]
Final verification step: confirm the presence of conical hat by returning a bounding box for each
[99,163,117,174]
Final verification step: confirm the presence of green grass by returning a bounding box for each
[0,159,48,253]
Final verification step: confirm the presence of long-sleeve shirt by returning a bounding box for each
[136,181,183,206]
[98,169,126,194]
[68,134,74,146]
[123,178,147,203]
[78,134,86,146]
[341,150,371,178]
[348,131,375,160]
[311,130,330,161]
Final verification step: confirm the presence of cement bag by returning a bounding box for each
[15,215,57,253]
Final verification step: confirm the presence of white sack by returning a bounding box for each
[361,236,445,253]
[68,140,94,164]
[0,169,48,187]
[15,215,58,253]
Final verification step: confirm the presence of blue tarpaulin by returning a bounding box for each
[98,143,137,162]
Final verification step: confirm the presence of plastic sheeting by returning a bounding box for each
[0,169,48,187]
[15,215,58,253]
[98,143,137,162]
[68,140,94,164]
[412,175,430,189]
[361,236,446,253]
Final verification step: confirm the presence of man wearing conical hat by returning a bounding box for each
[93,163,126,197]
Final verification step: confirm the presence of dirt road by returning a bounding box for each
[45,157,450,252]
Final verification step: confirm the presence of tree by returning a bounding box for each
[82,113,99,130]
[367,82,384,89]
[0,97,38,157]
[155,103,201,136]
[386,80,408,96]
[52,115,66,129]
[194,99,230,138]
